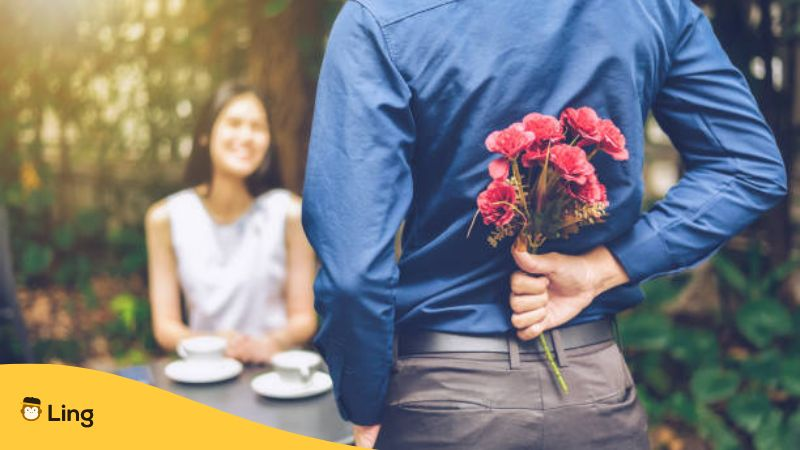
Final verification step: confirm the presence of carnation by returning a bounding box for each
[477,180,517,226]
[485,122,536,159]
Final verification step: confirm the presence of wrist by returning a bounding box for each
[266,331,291,351]
[586,245,630,297]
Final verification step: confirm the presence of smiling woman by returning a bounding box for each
[144,81,317,365]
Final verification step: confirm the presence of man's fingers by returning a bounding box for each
[509,293,547,314]
[511,308,547,330]
[512,250,557,275]
[516,322,544,341]
[510,271,549,295]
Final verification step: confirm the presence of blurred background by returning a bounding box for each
[0,1,798,449]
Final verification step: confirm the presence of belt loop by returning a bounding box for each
[551,329,568,367]
[507,331,521,370]
[611,316,624,352]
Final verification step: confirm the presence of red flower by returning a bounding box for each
[488,158,510,180]
[523,113,564,146]
[477,180,517,226]
[520,147,548,168]
[550,144,595,185]
[485,123,535,159]
[597,119,629,161]
[560,107,602,143]
[567,174,608,205]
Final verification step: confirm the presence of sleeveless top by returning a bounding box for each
[166,188,293,335]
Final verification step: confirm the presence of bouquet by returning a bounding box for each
[469,106,629,393]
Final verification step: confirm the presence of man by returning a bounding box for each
[302,1,787,448]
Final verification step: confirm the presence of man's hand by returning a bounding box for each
[509,245,629,340]
[353,424,381,448]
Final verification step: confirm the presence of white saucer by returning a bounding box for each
[251,371,333,399]
[164,358,243,384]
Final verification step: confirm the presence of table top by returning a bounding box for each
[142,359,352,445]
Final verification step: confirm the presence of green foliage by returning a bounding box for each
[622,243,800,449]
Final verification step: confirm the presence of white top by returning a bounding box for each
[166,188,293,335]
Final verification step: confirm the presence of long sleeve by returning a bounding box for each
[606,5,788,284]
[301,2,415,425]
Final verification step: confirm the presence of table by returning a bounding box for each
[142,359,353,445]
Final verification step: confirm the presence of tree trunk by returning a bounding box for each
[247,0,324,195]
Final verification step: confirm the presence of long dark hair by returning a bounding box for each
[184,80,282,197]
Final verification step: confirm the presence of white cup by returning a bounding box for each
[271,350,322,385]
[177,336,227,361]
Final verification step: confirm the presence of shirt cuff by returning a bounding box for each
[605,218,678,284]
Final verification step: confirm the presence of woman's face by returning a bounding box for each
[208,93,270,180]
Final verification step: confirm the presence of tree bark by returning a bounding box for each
[247,0,324,194]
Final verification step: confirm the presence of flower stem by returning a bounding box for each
[587,148,599,160]
[539,333,569,394]
[511,159,531,219]
[535,143,552,214]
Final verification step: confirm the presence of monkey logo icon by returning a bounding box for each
[22,397,42,421]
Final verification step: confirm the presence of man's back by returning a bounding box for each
[303,0,785,425]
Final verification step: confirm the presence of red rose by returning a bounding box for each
[485,122,535,159]
[522,113,565,146]
[560,107,602,143]
[477,180,517,226]
[550,144,595,185]
[488,158,510,180]
[567,174,608,205]
[597,119,629,161]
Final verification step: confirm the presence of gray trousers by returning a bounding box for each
[374,338,650,450]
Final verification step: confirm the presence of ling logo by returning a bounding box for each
[20,396,94,428]
[21,397,42,421]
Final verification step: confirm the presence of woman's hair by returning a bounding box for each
[183,80,282,197]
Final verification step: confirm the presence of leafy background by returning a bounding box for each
[1,1,799,449]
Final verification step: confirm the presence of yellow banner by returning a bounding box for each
[1,364,348,449]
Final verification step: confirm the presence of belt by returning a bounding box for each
[397,318,614,357]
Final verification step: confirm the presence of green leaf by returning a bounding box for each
[754,410,785,450]
[263,0,291,18]
[618,313,672,351]
[759,257,800,293]
[727,392,772,433]
[53,224,75,250]
[779,358,800,395]
[110,293,139,332]
[642,355,671,395]
[670,327,720,364]
[785,409,800,449]
[739,349,781,386]
[713,254,748,295]
[74,208,106,238]
[690,368,740,403]
[641,277,686,307]
[697,405,741,450]
[21,242,53,276]
[665,392,697,424]
[736,299,793,348]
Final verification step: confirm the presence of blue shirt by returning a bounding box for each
[302,0,788,425]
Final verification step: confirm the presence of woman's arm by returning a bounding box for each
[226,194,318,364]
[145,200,193,351]
[271,194,318,348]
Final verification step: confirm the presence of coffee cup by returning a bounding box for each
[271,350,322,385]
[177,336,227,361]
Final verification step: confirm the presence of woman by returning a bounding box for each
[145,81,316,364]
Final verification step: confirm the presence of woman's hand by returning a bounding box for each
[225,334,281,364]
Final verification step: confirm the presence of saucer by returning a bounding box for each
[164,358,243,384]
[251,371,333,399]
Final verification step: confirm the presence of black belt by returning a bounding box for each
[397,318,614,356]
